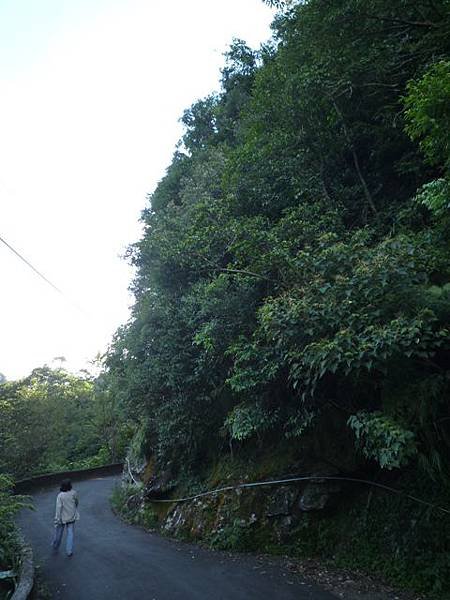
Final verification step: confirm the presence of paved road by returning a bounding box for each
[18,476,337,600]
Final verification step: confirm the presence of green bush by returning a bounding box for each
[208,518,255,552]
[287,477,450,597]
[0,475,30,599]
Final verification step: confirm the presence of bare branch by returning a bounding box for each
[364,15,440,28]
[218,267,277,283]
[330,99,379,219]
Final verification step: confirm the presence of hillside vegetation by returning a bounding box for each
[106,0,450,595]
[108,0,450,487]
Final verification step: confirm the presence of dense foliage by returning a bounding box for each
[0,475,28,598]
[107,0,450,485]
[0,366,130,479]
[0,365,129,595]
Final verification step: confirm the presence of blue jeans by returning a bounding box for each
[52,522,75,555]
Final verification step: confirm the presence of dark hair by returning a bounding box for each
[60,479,72,492]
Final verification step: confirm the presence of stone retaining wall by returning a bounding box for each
[11,539,33,600]
[14,463,123,494]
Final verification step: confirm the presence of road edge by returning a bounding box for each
[11,537,33,600]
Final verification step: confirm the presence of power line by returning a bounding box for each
[139,470,450,515]
[0,233,89,317]
[0,234,65,296]
[125,461,449,515]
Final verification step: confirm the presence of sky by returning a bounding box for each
[0,0,274,380]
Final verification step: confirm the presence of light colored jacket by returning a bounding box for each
[54,490,80,525]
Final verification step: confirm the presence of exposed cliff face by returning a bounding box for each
[122,454,351,553]
[122,412,363,547]
[161,473,343,547]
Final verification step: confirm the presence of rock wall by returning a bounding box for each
[121,409,363,547]
[160,467,344,546]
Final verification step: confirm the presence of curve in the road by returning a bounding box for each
[18,476,337,600]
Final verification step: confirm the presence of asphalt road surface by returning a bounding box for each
[18,476,337,600]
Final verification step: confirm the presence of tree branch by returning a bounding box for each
[331,99,379,219]
[218,267,277,283]
[359,82,400,89]
[364,15,440,28]
[191,249,277,284]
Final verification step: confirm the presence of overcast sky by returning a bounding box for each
[0,0,274,380]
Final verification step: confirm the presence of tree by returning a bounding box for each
[405,60,450,219]
[0,366,129,477]
[106,0,450,480]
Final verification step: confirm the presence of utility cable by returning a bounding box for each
[0,234,89,317]
[0,234,66,296]
[132,468,450,515]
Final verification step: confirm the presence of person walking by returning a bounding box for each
[52,479,80,557]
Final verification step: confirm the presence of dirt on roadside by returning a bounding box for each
[286,558,430,600]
